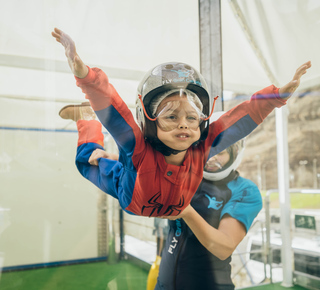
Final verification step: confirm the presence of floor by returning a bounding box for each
[0,260,310,290]
[0,261,148,290]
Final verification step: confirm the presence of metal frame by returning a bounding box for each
[265,189,320,287]
[199,0,223,111]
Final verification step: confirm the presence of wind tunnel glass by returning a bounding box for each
[155,99,206,132]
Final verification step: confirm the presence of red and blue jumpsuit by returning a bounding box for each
[75,67,285,217]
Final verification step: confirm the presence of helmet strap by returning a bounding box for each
[146,137,188,156]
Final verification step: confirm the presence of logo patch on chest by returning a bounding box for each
[205,194,223,210]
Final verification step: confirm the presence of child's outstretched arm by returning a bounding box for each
[279,61,312,100]
[51,28,88,79]
[204,61,312,160]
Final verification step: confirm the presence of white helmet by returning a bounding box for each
[203,111,245,181]
[135,62,211,140]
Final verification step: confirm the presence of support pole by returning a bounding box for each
[275,106,293,287]
[106,195,118,264]
[199,0,223,111]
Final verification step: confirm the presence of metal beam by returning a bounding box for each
[0,54,145,81]
[0,93,135,108]
[275,106,293,287]
[199,0,223,111]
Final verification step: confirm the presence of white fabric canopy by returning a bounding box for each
[222,0,320,93]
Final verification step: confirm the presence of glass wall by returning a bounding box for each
[1,1,319,290]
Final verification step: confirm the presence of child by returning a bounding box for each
[52,27,311,217]
[81,135,261,290]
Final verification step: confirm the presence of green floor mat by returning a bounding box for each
[0,261,148,290]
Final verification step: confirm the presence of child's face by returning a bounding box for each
[155,94,201,151]
[204,149,230,172]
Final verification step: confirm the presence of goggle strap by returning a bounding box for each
[139,94,219,123]
[138,94,157,121]
[203,96,219,121]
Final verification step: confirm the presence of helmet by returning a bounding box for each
[203,111,246,181]
[135,62,211,154]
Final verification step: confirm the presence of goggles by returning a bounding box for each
[138,93,218,132]
[155,99,204,131]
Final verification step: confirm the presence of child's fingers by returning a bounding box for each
[51,28,63,42]
[88,158,98,166]
[293,61,311,81]
[293,67,306,81]
[298,61,311,69]
[279,61,311,99]
[90,149,108,160]
[51,32,61,43]
[89,150,100,165]
[53,27,62,34]
[52,28,88,78]
[88,156,99,166]
[52,28,74,49]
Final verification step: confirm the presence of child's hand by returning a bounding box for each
[279,61,311,100]
[51,28,88,78]
[88,149,119,166]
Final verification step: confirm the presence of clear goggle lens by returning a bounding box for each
[155,100,206,132]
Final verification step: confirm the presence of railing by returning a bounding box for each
[231,218,267,285]
[232,188,320,288]
[264,188,320,286]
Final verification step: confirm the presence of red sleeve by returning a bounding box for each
[75,67,121,112]
[203,85,286,160]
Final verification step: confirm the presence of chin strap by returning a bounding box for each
[147,137,188,156]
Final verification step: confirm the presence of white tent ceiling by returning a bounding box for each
[222,0,320,93]
[0,0,319,129]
